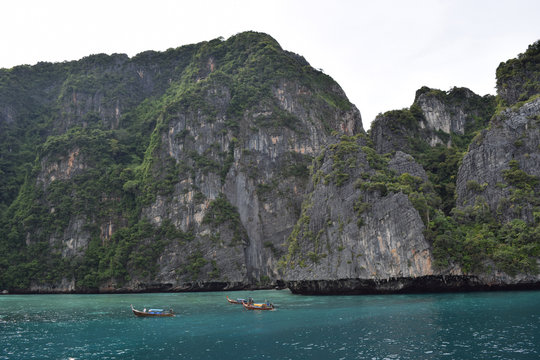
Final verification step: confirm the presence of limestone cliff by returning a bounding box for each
[370,86,495,154]
[496,40,540,106]
[283,42,539,294]
[280,134,445,293]
[0,34,538,295]
[0,32,363,292]
[456,97,540,224]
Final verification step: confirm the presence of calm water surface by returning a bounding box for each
[1,290,539,359]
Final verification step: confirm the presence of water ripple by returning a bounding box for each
[0,291,539,359]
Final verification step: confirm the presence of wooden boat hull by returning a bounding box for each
[131,305,175,317]
[226,296,245,304]
[243,302,274,311]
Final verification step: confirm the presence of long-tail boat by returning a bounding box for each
[131,304,175,317]
[243,301,274,311]
[226,296,246,304]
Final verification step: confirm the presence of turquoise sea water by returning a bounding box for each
[1,290,539,359]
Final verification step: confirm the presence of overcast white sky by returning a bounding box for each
[1,0,539,129]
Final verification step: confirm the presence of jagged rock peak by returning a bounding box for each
[414,86,494,135]
[369,85,495,154]
[496,39,540,106]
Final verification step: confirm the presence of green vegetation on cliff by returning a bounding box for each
[496,40,540,105]
[360,66,539,276]
[0,31,354,291]
[410,96,538,276]
[1,34,539,292]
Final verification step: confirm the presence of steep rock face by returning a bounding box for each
[388,151,428,182]
[416,87,477,135]
[2,34,539,295]
[36,148,86,188]
[52,52,199,132]
[496,40,540,106]
[280,135,437,290]
[0,32,363,292]
[370,111,419,154]
[371,87,495,154]
[424,44,540,286]
[456,97,540,223]
[0,46,199,212]
[139,37,363,287]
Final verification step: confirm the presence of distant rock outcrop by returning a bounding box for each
[456,97,540,223]
[496,40,540,106]
[371,86,496,155]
